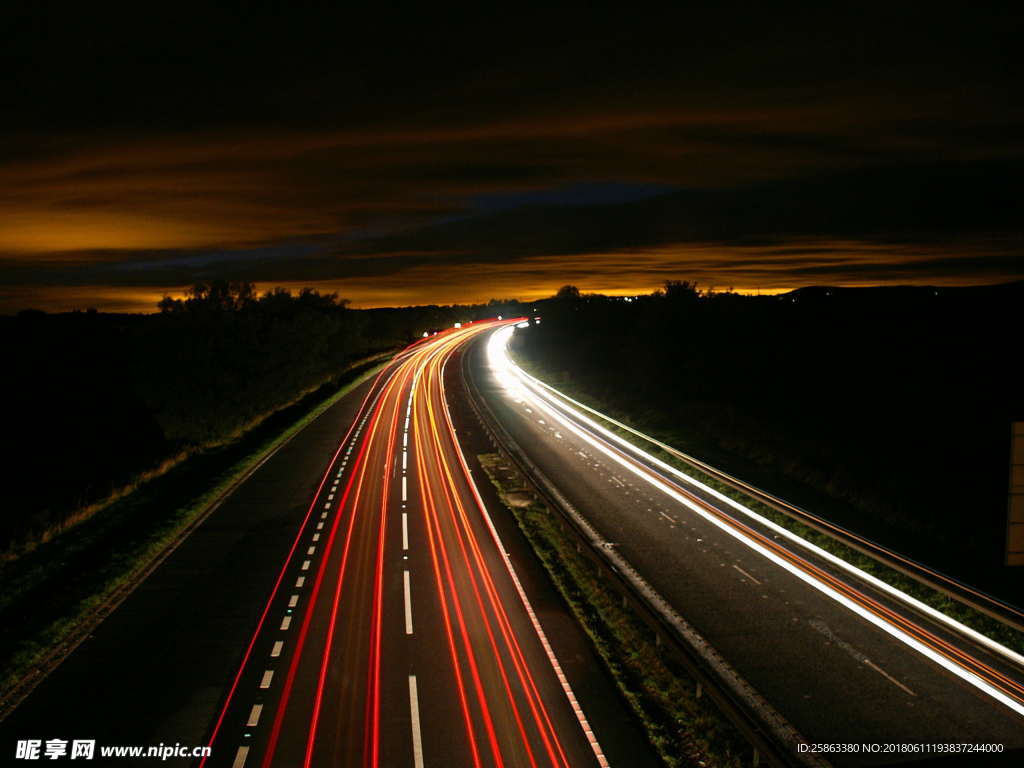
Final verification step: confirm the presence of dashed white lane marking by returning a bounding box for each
[732,564,762,585]
[312,533,320,542]
[231,745,249,768]
[295,576,305,588]
[657,510,674,523]
[403,570,414,634]
[402,512,409,550]
[327,493,334,500]
[301,560,311,571]
[316,522,324,531]
[271,641,283,657]
[288,595,299,607]
[402,476,407,502]
[324,502,331,509]
[408,676,424,768]
[259,670,273,689]
[246,704,263,727]
[403,432,408,448]
[321,512,328,519]
[280,616,292,630]
[864,658,917,696]
[307,546,316,556]
[403,451,407,470]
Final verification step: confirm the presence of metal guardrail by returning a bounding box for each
[521,373,1024,637]
[461,344,827,768]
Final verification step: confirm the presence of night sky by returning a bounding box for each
[2,4,1021,312]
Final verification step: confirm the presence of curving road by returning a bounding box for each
[2,319,662,768]
[471,324,1024,766]
[202,320,609,768]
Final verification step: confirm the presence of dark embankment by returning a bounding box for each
[1,282,522,557]
[513,281,1024,604]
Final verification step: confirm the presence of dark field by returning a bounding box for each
[2,283,520,556]
[513,282,1024,603]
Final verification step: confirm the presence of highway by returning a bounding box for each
[201,320,612,767]
[10,313,1020,767]
[1,320,658,767]
[470,324,1024,766]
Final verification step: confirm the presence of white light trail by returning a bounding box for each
[485,326,1024,717]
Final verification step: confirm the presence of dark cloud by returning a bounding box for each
[0,4,1021,311]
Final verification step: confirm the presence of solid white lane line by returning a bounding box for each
[246,704,263,727]
[288,595,299,607]
[231,746,249,768]
[295,576,305,588]
[280,616,291,630]
[402,512,409,550]
[402,476,407,502]
[733,564,762,585]
[500,333,1024,673]
[259,670,273,689]
[497,334,1024,717]
[438,347,610,768]
[271,641,284,657]
[408,676,424,768]
[403,570,414,634]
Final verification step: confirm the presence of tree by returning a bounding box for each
[183,280,257,312]
[661,279,701,306]
[555,284,581,301]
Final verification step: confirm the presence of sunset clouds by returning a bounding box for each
[2,5,1021,311]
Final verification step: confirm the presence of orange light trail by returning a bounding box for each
[207,320,602,767]
[420,347,570,768]
[493,331,1024,717]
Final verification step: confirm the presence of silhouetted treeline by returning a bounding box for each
[515,282,1024,589]
[2,284,526,553]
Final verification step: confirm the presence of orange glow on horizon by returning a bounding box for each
[2,238,1019,314]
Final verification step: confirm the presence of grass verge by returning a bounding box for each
[479,453,749,768]
[511,356,1024,657]
[0,353,390,709]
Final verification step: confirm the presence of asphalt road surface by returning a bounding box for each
[1,321,656,768]
[471,325,1024,767]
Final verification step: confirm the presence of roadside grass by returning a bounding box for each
[0,354,390,704]
[479,453,749,768]
[511,357,1024,658]
[2,351,393,563]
